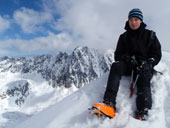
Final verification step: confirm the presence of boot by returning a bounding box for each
[135,110,148,121]
[89,102,116,119]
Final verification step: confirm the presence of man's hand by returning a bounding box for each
[122,55,137,68]
[136,58,155,75]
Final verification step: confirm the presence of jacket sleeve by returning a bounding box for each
[114,34,127,61]
[148,33,162,66]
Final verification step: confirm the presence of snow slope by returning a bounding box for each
[13,52,170,128]
[0,72,78,128]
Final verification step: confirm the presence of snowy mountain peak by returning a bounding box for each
[0,46,114,88]
[0,46,115,112]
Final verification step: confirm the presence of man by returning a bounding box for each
[90,8,162,120]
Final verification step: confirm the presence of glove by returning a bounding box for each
[147,58,155,67]
[136,58,155,75]
[122,55,137,68]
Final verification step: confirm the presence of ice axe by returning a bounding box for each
[129,70,139,98]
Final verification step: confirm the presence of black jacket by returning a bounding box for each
[114,21,162,66]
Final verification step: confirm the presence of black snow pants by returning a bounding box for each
[104,61,153,111]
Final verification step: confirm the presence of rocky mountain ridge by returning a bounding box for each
[0,46,114,88]
[0,46,114,107]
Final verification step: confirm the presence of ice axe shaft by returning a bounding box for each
[129,71,139,98]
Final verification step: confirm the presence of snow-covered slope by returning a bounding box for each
[13,53,170,128]
[0,72,78,128]
[0,46,115,128]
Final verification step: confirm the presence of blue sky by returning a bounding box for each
[0,0,64,57]
[0,0,42,15]
[0,0,170,57]
[0,0,56,40]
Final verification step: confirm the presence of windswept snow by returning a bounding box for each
[13,56,170,128]
[0,72,78,128]
[0,52,170,128]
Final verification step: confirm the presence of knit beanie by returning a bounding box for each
[128,8,143,21]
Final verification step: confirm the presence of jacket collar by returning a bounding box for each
[124,21,146,34]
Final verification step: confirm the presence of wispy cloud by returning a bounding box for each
[14,7,53,34]
[0,49,9,55]
[0,15,10,33]
[43,0,170,51]
[0,32,75,53]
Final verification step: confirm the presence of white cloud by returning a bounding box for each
[0,49,9,55]
[42,0,170,52]
[14,7,53,34]
[0,32,75,53]
[1,0,170,57]
[0,15,10,33]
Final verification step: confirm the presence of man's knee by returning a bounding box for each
[110,61,126,75]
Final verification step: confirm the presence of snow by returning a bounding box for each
[1,52,170,128]
[0,52,165,128]
[0,72,78,128]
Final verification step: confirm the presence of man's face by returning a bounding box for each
[128,17,142,30]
